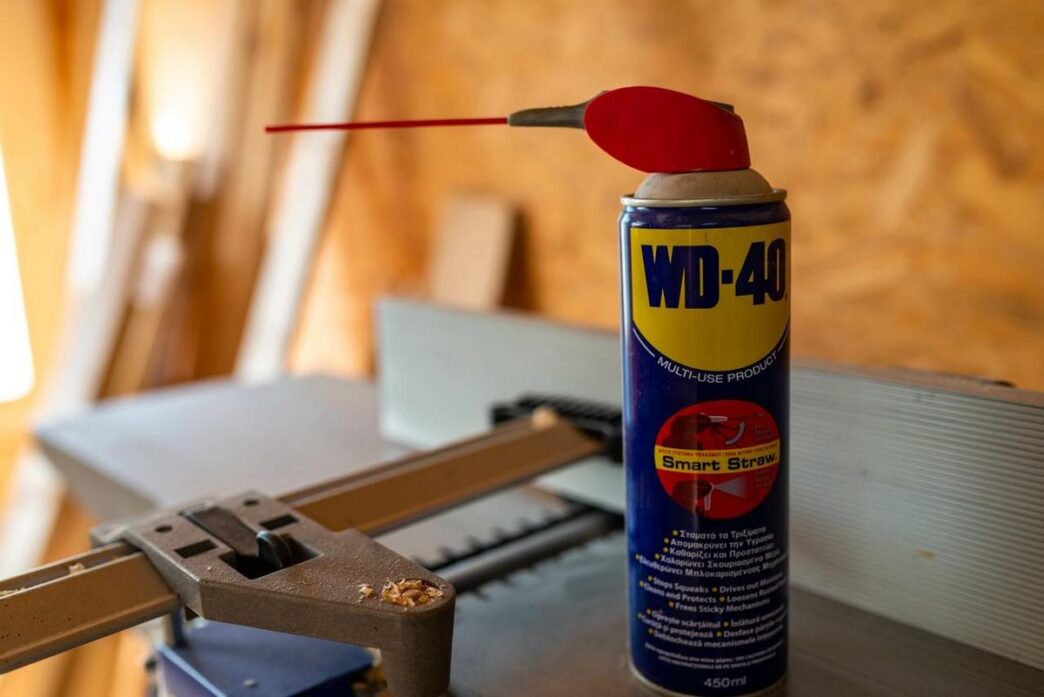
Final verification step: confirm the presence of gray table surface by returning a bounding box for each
[36,376,405,519]
[451,533,1044,696]
[33,375,586,569]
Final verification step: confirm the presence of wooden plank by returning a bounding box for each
[428,195,516,310]
[127,0,250,389]
[101,182,188,398]
[193,0,311,378]
[62,195,151,400]
[236,0,382,381]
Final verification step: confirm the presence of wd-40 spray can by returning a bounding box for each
[621,156,789,693]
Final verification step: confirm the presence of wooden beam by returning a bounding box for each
[236,0,381,381]
[194,0,311,377]
[48,0,141,412]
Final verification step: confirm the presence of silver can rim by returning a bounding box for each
[621,188,787,208]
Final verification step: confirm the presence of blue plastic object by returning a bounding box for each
[157,621,374,697]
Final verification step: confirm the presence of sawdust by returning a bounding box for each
[67,562,86,574]
[379,579,444,609]
[0,588,25,599]
[531,406,559,428]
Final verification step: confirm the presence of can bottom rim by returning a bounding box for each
[630,663,786,697]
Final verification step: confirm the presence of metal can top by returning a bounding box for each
[621,169,786,208]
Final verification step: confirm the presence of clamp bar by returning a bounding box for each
[0,543,177,673]
[284,414,602,535]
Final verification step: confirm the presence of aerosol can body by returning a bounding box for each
[622,166,790,696]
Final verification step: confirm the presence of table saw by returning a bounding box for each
[3,299,1043,696]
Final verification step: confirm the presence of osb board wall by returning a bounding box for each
[292,0,1044,391]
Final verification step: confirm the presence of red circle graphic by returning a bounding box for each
[654,400,780,519]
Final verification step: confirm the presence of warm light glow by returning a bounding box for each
[0,144,35,402]
[141,0,233,161]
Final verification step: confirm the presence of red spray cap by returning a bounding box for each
[266,86,751,174]
[508,86,751,173]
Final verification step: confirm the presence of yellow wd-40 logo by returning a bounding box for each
[630,222,790,372]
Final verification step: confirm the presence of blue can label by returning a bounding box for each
[622,205,790,696]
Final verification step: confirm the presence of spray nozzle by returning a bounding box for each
[266,86,751,174]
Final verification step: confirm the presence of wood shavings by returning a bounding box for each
[357,583,375,601]
[380,578,444,609]
[67,563,86,574]
[531,406,559,429]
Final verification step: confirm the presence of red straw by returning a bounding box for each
[265,116,508,133]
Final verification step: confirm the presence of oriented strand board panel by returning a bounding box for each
[293,0,1044,389]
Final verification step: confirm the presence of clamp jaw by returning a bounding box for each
[93,492,454,697]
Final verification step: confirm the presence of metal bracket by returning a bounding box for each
[100,492,455,697]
